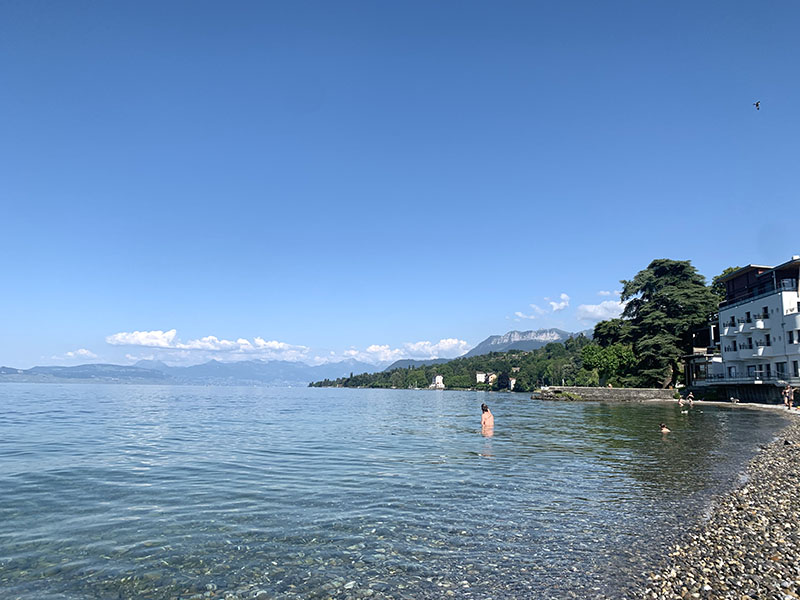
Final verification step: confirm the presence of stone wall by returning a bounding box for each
[537,386,676,402]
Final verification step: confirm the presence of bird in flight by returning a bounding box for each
[753,101,760,110]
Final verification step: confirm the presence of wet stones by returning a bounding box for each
[640,416,800,600]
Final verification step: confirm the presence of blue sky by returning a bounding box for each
[2,1,799,368]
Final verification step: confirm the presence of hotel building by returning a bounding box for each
[690,256,800,401]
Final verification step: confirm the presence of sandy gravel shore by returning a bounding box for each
[639,406,800,599]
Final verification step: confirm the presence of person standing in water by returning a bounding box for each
[481,403,494,435]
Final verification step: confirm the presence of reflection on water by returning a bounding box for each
[0,384,787,599]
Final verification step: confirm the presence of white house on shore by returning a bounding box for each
[430,374,445,390]
[690,256,800,401]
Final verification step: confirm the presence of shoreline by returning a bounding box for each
[638,406,800,599]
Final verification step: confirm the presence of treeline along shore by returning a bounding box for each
[311,259,752,396]
[309,335,595,392]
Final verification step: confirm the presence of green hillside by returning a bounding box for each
[309,335,596,391]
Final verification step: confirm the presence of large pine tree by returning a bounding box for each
[621,259,718,387]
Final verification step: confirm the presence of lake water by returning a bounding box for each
[0,384,788,599]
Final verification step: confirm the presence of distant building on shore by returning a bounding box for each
[688,256,800,402]
[475,372,498,385]
[430,374,445,390]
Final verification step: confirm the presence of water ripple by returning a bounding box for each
[0,384,786,599]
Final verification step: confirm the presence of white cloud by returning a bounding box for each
[334,338,471,364]
[405,338,471,356]
[52,348,98,361]
[125,353,154,362]
[549,293,570,312]
[106,329,310,362]
[512,303,546,320]
[364,344,406,363]
[576,300,627,323]
[514,311,537,320]
[106,329,177,348]
[598,290,622,297]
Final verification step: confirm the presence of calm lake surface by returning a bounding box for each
[0,384,788,599]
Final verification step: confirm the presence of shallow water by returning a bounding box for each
[0,384,787,599]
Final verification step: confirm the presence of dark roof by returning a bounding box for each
[715,264,772,284]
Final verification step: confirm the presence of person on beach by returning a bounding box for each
[783,386,790,409]
[687,392,694,406]
[678,396,684,407]
[481,403,494,436]
[659,423,670,434]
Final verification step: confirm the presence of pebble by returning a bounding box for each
[638,415,800,600]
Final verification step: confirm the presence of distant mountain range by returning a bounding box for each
[382,358,451,372]
[0,358,383,386]
[464,328,592,358]
[1,328,592,386]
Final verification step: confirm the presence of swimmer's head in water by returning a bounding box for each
[481,403,489,412]
[659,423,666,429]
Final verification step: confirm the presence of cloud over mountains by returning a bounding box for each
[106,329,470,366]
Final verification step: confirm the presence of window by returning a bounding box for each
[794,361,799,377]
[733,340,738,351]
[766,334,771,346]
[766,364,772,377]
[729,366,737,378]
[777,362,787,376]
[790,331,795,344]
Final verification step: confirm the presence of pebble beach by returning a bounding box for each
[641,406,800,600]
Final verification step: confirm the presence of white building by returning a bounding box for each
[430,374,445,390]
[695,257,800,401]
[475,372,487,384]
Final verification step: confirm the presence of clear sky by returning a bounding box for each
[2,1,799,368]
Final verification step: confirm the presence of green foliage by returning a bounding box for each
[620,258,718,388]
[581,343,636,386]
[495,372,511,390]
[593,318,631,347]
[710,266,740,302]
[309,335,594,390]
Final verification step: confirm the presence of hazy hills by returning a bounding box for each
[0,358,382,386]
[1,329,592,386]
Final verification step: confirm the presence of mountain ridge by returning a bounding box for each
[0,358,383,386]
[465,328,592,357]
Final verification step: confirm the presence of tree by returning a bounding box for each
[495,372,511,390]
[593,318,631,347]
[581,343,636,386]
[710,266,740,303]
[621,259,718,387]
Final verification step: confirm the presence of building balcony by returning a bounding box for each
[694,373,797,386]
[750,317,770,330]
[738,347,755,360]
[785,313,800,330]
[720,279,798,310]
[721,326,738,337]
